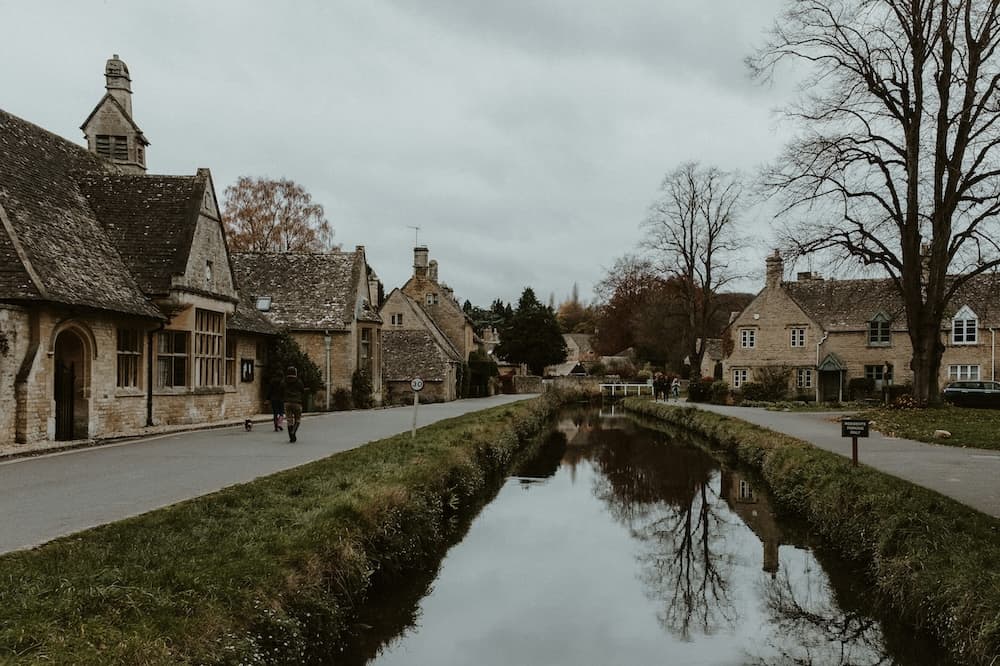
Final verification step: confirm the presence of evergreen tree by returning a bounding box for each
[496,287,567,376]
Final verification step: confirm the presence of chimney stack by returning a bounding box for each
[765,249,784,289]
[413,246,429,278]
[428,259,438,282]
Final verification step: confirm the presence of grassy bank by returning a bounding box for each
[0,392,577,665]
[624,398,1000,666]
[860,404,1000,451]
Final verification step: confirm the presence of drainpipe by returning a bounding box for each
[146,322,164,427]
[992,327,997,381]
[815,330,829,402]
[324,330,332,410]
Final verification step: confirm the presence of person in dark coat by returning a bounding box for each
[266,374,285,432]
[282,366,306,443]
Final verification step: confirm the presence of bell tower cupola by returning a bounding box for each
[81,54,149,174]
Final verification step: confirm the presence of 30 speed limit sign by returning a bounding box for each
[410,377,424,392]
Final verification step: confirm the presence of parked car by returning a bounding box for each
[942,380,1000,408]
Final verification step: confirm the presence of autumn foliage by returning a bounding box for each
[223,176,335,252]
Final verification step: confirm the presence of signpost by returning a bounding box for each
[840,418,870,467]
[410,377,424,438]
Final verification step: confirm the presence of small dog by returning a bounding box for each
[244,419,253,432]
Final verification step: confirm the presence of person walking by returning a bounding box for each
[671,377,681,401]
[282,366,306,443]
[266,374,285,432]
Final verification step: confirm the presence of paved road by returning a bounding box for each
[0,394,535,555]
[686,402,1000,519]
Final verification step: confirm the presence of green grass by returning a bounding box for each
[0,391,574,665]
[860,404,1000,451]
[624,398,1000,666]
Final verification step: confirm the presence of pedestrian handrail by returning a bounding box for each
[599,383,653,396]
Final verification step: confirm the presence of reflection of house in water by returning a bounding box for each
[721,470,784,576]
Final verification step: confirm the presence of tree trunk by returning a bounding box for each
[908,324,945,405]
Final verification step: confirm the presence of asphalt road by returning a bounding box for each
[687,402,1000,519]
[0,394,534,555]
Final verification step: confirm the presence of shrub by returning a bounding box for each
[588,361,607,377]
[709,380,730,404]
[848,377,876,400]
[332,388,352,411]
[740,382,767,402]
[890,393,923,410]
[351,369,374,409]
[266,331,324,397]
[636,369,652,382]
[755,366,792,401]
[687,377,715,403]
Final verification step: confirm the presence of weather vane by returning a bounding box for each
[407,225,422,246]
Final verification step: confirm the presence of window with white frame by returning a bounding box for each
[116,328,141,388]
[952,306,978,344]
[796,368,813,389]
[740,328,756,349]
[948,364,980,381]
[390,313,403,327]
[864,365,885,381]
[790,328,806,348]
[426,293,439,305]
[868,312,891,346]
[738,479,755,501]
[732,368,748,387]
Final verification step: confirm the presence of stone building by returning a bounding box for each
[231,248,383,409]
[380,287,463,403]
[400,246,477,361]
[0,55,275,448]
[724,251,1000,401]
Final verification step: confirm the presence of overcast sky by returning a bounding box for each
[1,0,797,307]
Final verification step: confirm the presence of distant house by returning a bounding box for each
[400,246,477,361]
[564,333,597,363]
[686,338,724,379]
[723,250,1000,400]
[380,287,462,403]
[0,55,274,448]
[231,247,383,409]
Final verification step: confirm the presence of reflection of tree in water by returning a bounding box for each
[589,426,737,640]
[748,564,892,666]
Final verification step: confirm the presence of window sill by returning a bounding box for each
[951,341,979,346]
[114,389,145,398]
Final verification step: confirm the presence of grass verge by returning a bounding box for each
[859,404,1000,451]
[0,390,580,665]
[624,398,1000,666]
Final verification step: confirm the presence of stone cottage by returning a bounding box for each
[400,246,477,361]
[230,247,383,409]
[380,287,462,403]
[0,55,274,448]
[724,251,1000,401]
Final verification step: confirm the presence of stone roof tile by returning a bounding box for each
[383,329,454,381]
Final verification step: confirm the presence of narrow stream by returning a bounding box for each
[339,407,954,665]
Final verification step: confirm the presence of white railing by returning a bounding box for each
[599,383,653,396]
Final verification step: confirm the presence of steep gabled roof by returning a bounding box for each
[383,329,457,381]
[0,109,161,319]
[231,250,365,330]
[79,173,204,295]
[565,333,594,355]
[784,273,1000,331]
[79,93,149,145]
[785,278,904,331]
[382,288,462,361]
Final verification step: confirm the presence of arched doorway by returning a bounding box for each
[53,329,88,440]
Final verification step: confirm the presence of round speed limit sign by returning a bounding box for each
[410,377,424,392]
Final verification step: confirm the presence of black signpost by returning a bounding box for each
[840,418,870,467]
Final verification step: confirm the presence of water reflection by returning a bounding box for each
[339,409,953,666]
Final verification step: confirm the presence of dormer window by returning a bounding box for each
[952,306,978,344]
[255,296,272,312]
[868,312,891,346]
[426,293,439,305]
[96,134,128,160]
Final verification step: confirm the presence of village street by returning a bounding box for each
[0,394,533,555]
[687,402,1000,519]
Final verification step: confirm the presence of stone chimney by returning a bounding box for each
[413,246,429,278]
[105,54,133,117]
[765,249,784,289]
[82,54,148,174]
[428,259,438,283]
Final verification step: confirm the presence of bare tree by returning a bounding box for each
[749,0,1000,402]
[642,163,745,375]
[223,176,335,252]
